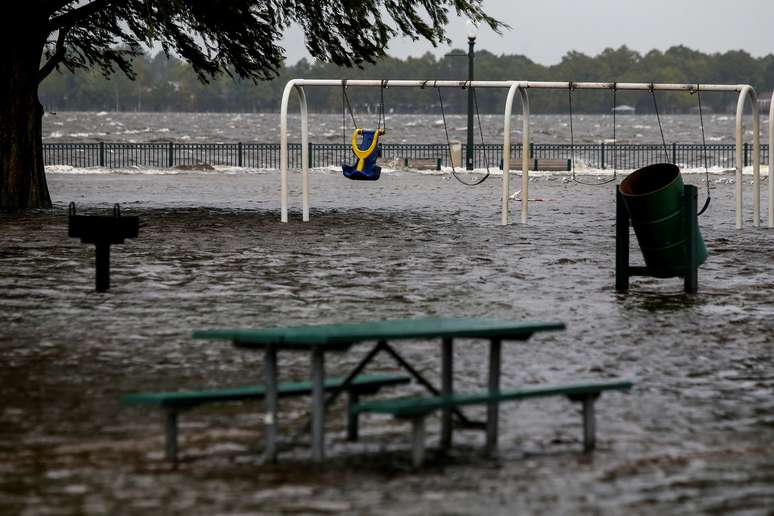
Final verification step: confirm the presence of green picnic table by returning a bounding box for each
[193,317,565,463]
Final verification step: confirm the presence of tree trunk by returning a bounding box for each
[0,12,51,211]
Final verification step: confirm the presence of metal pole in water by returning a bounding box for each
[520,87,531,224]
[466,35,476,171]
[615,188,630,292]
[95,242,110,292]
[684,185,699,293]
[279,81,294,223]
[770,92,774,228]
[751,88,761,227]
[299,85,310,222]
[501,84,519,225]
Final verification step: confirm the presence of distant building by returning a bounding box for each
[612,105,636,114]
[759,93,772,113]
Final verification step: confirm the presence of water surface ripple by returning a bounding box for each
[0,171,772,515]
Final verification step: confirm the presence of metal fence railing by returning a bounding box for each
[44,142,770,170]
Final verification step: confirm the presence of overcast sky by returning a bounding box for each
[280,0,774,65]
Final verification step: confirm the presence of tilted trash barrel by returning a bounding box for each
[618,163,707,278]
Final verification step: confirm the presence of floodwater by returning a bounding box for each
[1,166,773,515]
[42,111,770,145]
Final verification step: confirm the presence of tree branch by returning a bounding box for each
[38,27,70,83]
[44,0,79,15]
[48,0,111,32]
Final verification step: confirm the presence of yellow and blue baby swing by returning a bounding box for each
[339,80,494,186]
[342,128,384,180]
[341,80,386,181]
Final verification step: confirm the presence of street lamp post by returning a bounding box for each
[466,22,478,170]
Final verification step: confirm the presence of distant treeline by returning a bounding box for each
[40,46,774,114]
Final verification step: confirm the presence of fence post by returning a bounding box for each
[672,142,677,164]
[98,141,105,167]
[601,141,605,169]
[237,142,243,167]
[308,142,314,168]
[168,142,173,167]
[529,142,534,159]
[744,142,749,167]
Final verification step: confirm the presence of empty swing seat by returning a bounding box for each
[342,128,383,181]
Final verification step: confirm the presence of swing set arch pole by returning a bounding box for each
[734,85,759,229]
[501,84,517,225]
[769,91,774,228]
[280,80,310,222]
[501,83,530,225]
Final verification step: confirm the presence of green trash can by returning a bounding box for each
[619,163,707,278]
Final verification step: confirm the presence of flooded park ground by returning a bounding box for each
[0,167,772,515]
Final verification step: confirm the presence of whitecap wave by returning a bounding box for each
[46,165,276,176]
[68,132,106,138]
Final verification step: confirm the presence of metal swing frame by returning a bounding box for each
[279,79,770,228]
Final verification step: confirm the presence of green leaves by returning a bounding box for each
[41,0,504,84]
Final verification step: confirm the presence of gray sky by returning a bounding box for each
[281,0,774,65]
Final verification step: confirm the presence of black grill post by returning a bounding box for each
[68,203,140,292]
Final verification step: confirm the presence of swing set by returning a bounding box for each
[278,79,770,228]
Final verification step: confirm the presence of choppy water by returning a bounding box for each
[43,111,771,145]
[0,169,772,515]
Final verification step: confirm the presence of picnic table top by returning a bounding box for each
[192,318,565,350]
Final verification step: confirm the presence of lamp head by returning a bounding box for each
[466,20,479,40]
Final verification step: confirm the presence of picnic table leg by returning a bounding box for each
[311,348,326,462]
[346,391,360,441]
[441,337,453,450]
[163,409,178,463]
[411,416,427,468]
[582,395,597,452]
[289,341,381,447]
[485,338,502,456]
[263,347,279,463]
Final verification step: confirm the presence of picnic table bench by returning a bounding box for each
[122,373,410,462]
[352,379,633,466]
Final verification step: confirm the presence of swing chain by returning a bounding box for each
[342,80,358,130]
[650,83,672,164]
[692,83,712,215]
[436,86,489,186]
[570,82,617,186]
[343,80,386,134]
[612,82,617,178]
[378,80,387,134]
[341,80,360,167]
[437,86,455,171]
[341,81,346,147]
[472,87,491,178]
